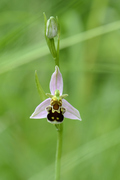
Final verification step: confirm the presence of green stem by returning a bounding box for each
[55,34,60,67]
[54,34,61,179]
[55,123,63,180]
[43,12,62,180]
[55,22,60,67]
[55,56,59,67]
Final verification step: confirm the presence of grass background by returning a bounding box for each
[0,0,120,179]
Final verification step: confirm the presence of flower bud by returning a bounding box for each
[46,16,58,39]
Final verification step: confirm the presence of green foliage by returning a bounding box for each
[0,0,120,180]
[35,70,47,101]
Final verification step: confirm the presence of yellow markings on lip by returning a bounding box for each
[56,117,59,120]
[51,117,54,120]
[50,97,62,106]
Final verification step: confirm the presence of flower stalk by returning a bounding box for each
[30,14,81,180]
[55,123,63,180]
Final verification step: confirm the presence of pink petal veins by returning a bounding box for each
[50,66,63,95]
[62,99,81,120]
[30,98,50,119]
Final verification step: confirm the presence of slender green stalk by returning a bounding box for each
[55,37,59,66]
[54,19,62,179]
[54,28,62,179]
[55,124,63,180]
[43,13,62,179]
[55,16,60,67]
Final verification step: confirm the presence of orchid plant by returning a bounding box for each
[30,13,82,180]
[30,66,81,123]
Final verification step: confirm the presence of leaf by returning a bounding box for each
[35,70,47,101]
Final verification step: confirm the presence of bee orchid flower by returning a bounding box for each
[30,66,81,124]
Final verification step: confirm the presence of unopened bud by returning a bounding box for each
[46,16,58,39]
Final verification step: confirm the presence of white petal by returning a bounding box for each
[30,98,50,119]
[62,99,82,120]
[50,66,63,95]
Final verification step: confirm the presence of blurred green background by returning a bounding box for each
[0,0,120,179]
